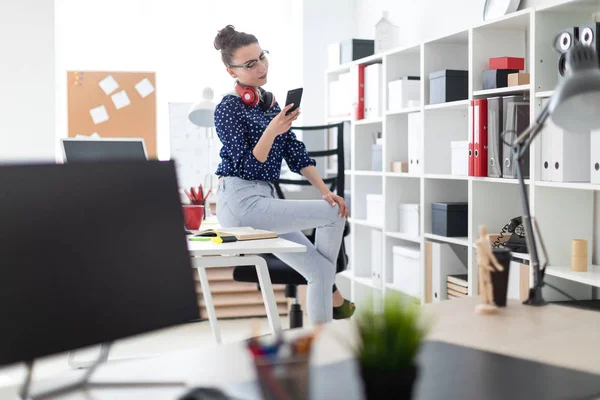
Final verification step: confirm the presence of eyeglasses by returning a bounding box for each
[229,50,269,70]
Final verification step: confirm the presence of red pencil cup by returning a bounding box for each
[182,205,204,231]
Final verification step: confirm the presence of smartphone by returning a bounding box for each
[285,88,303,115]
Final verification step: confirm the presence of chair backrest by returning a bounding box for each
[273,122,345,200]
[272,122,349,273]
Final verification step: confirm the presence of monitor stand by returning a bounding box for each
[20,342,186,400]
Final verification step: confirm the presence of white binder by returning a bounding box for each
[430,242,467,302]
[371,230,383,288]
[591,130,600,184]
[408,112,422,173]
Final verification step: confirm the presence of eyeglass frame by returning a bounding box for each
[229,50,270,70]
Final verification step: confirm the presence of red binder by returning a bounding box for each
[351,64,365,120]
[469,101,474,176]
[473,99,488,177]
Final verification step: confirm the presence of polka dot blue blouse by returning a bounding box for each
[214,94,316,182]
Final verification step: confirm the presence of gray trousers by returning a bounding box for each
[216,176,346,323]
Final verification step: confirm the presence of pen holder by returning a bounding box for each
[253,353,310,400]
[182,205,204,231]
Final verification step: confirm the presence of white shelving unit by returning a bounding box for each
[332,0,600,309]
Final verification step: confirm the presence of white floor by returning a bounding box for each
[0,316,301,392]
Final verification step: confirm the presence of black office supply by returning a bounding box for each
[0,160,200,398]
[483,69,520,90]
[501,95,530,179]
[431,202,468,237]
[428,69,468,104]
[178,387,232,400]
[556,27,579,82]
[340,39,375,64]
[61,138,148,162]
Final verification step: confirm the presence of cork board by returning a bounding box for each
[67,71,157,157]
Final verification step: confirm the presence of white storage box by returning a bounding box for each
[366,194,384,226]
[398,203,420,236]
[393,245,421,298]
[451,141,469,176]
[371,230,383,288]
[388,78,420,111]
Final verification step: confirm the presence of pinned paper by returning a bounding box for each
[135,78,155,98]
[89,105,109,124]
[111,90,131,110]
[99,75,119,95]
[75,132,101,139]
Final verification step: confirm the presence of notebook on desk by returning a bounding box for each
[195,227,277,241]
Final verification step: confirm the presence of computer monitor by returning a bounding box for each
[0,160,199,390]
[60,138,148,163]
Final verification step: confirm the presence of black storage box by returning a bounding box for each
[429,69,468,105]
[483,69,520,90]
[340,39,375,64]
[432,202,468,237]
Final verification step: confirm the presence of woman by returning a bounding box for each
[212,25,354,324]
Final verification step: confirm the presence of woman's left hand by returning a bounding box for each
[322,192,349,219]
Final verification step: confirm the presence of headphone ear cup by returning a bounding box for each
[236,83,259,107]
[261,91,275,112]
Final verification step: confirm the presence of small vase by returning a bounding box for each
[359,364,418,399]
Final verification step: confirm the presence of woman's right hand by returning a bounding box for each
[266,104,300,137]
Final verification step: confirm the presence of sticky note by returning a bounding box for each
[98,75,119,96]
[135,78,155,98]
[89,105,109,124]
[111,90,131,110]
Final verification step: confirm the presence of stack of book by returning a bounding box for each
[447,274,468,300]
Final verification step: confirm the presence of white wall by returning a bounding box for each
[0,0,55,162]
[55,0,303,160]
[353,0,558,46]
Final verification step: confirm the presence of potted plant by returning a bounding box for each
[353,294,428,399]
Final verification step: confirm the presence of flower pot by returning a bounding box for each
[359,364,418,399]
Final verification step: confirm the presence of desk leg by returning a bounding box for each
[196,266,222,344]
[191,256,282,340]
[245,255,283,337]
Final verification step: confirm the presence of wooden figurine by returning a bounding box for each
[475,225,504,315]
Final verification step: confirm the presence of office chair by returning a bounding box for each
[232,122,350,329]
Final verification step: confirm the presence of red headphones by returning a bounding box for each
[235,82,275,112]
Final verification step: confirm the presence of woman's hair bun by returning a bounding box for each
[214,25,237,51]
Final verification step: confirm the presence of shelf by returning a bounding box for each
[424,174,469,181]
[472,176,531,185]
[353,170,384,177]
[536,90,554,99]
[474,8,531,30]
[424,233,470,247]
[354,117,383,126]
[326,65,351,75]
[355,276,383,290]
[385,232,421,243]
[384,284,420,300]
[348,218,383,230]
[386,107,420,115]
[386,172,421,178]
[546,265,600,288]
[327,53,384,75]
[535,181,600,191]
[473,85,531,97]
[424,99,470,111]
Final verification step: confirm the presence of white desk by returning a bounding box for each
[187,235,306,344]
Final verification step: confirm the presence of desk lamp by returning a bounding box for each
[509,39,600,306]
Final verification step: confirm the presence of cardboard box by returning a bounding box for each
[508,73,530,87]
[391,161,409,173]
[489,57,525,70]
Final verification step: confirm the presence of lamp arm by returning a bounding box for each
[511,99,551,306]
